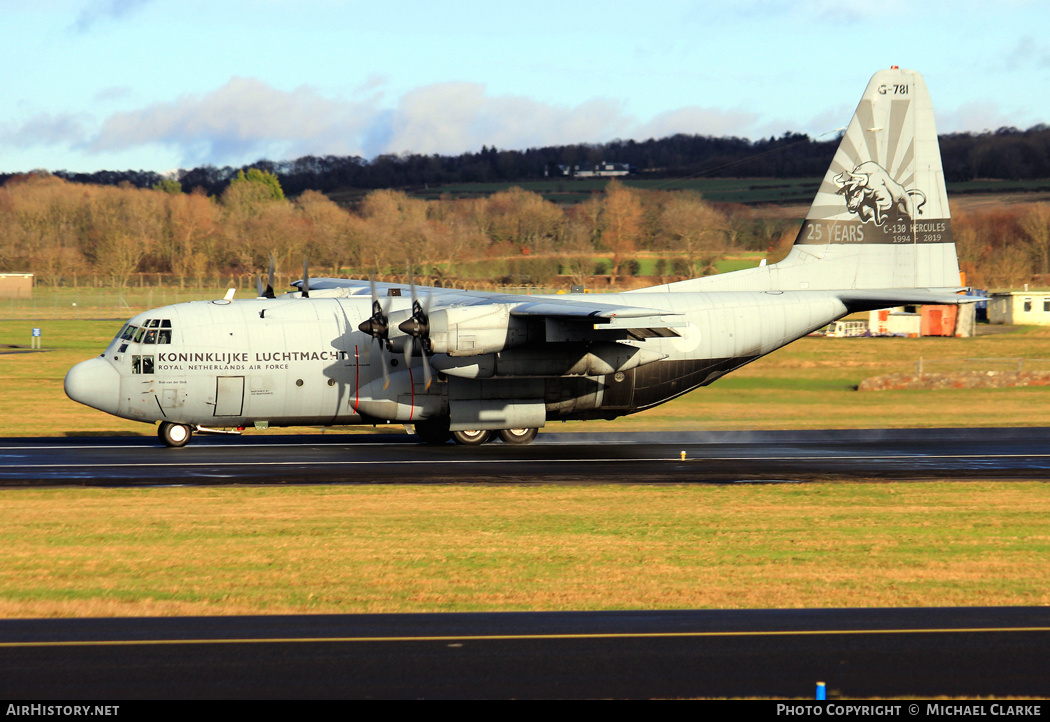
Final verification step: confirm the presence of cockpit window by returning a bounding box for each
[131,355,154,374]
[122,320,173,344]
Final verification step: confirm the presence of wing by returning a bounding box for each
[291,277,683,340]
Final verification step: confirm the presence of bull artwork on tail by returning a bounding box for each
[834,161,926,226]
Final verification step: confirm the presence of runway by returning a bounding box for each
[1,427,1049,485]
[3,607,1049,698]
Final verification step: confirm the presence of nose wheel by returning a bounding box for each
[159,422,193,448]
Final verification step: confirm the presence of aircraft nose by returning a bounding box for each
[65,357,121,414]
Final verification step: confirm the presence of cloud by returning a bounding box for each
[381,83,633,156]
[79,77,774,167]
[937,101,1028,134]
[0,112,90,147]
[94,86,134,102]
[73,0,154,33]
[1002,35,1050,71]
[89,77,378,166]
[5,76,891,170]
[637,107,759,141]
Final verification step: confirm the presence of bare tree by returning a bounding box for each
[658,191,729,277]
[597,180,643,284]
[1020,203,1050,275]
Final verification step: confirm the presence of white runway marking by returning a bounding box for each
[5,453,1050,470]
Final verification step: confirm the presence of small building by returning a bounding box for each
[557,162,633,178]
[869,303,976,337]
[870,307,921,336]
[988,291,1050,326]
[0,273,32,299]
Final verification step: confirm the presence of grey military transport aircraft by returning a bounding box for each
[66,67,974,447]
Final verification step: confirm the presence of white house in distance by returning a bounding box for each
[988,291,1050,325]
[555,162,632,178]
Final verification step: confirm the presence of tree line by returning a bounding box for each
[3,125,1049,199]
[2,167,1049,292]
[0,170,800,288]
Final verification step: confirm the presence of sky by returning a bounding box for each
[2,0,1048,174]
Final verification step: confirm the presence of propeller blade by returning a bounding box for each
[379,345,390,390]
[397,275,431,340]
[358,275,389,339]
[357,275,391,390]
[399,275,434,390]
[301,258,310,298]
[256,275,265,298]
[420,344,433,390]
[263,254,276,299]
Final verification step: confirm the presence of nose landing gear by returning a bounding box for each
[159,421,193,448]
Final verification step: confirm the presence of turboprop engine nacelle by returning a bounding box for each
[426,304,530,357]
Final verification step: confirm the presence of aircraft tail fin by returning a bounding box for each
[650,68,962,295]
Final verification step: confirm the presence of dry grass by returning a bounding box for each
[1,483,1048,618]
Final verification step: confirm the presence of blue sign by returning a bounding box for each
[32,328,41,337]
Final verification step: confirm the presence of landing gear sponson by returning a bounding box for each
[157,420,539,447]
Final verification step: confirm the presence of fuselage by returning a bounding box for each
[64,290,850,433]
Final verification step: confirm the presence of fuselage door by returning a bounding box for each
[215,376,245,416]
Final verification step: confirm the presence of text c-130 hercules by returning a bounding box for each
[65,68,976,447]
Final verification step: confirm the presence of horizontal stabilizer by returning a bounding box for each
[837,289,979,312]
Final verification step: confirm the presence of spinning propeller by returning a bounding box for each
[398,278,433,390]
[254,254,309,299]
[256,254,277,299]
[356,276,392,389]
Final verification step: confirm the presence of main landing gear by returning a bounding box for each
[451,429,492,446]
[158,421,193,448]
[414,422,540,446]
[497,427,539,445]
[449,428,540,445]
[449,428,540,446]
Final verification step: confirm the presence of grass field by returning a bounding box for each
[0,483,1047,618]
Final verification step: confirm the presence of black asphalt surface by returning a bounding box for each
[2,607,1049,699]
[1,427,1049,486]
